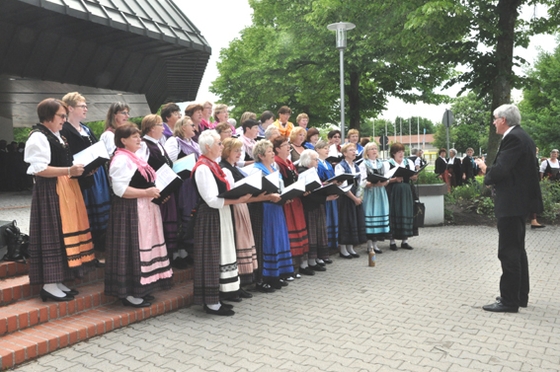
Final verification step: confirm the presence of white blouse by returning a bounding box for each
[540,158,559,173]
[194,164,226,209]
[24,130,65,175]
[383,158,415,175]
[109,155,137,198]
[100,131,116,156]
[163,136,181,162]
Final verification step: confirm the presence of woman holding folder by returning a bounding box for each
[334,143,367,258]
[192,130,252,316]
[60,92,111,262]
[359,142,390,254]
[25,98,95,302]
[140,115,180,267]
[164,116,200,268]
[384,142,418,251]
[104,123,173,307]
[315,140,338,258]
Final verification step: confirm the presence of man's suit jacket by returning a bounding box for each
[484,126,542,218]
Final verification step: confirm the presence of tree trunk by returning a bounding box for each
[487,0,521,165]
[348,70,361,131]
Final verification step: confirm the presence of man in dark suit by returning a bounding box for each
[476,104,542,313]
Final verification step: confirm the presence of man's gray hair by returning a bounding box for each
[494,104,521,127]
[411,148,418,155]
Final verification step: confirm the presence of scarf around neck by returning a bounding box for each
[177,136,201,158]
[192,154,231,190]
[112,148,156,182]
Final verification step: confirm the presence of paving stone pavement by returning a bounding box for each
[2,191,560,371]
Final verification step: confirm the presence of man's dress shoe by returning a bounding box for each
[482,301,518,313]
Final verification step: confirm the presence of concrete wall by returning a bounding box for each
[0,117,14,142]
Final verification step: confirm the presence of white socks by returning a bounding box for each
[57,283,71,292]
[316,258,325,265]
[43,283,65,297]
[178,249,188,258]
[347,245,357,255]
[126,296,144,305]
[340,245,349,255]
[207,303,220,310]
[308,258,317,267]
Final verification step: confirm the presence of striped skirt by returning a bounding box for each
[193,203,240,305]
[282,198,309,259]
[28,176,94,285]
[305,205,329,260]
[262,202,293,280]
[388,183,414,240]
[248,202,264,283]
[81,166,111,251]
[232,204,257,286]
[104,196,173,299]
[363,185,390,240]
[325,199,339,249]
[338,195,367,245]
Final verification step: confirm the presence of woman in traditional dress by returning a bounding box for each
[184,103,203,142]
[104,123,173,307]
[384,142,417,251]
[252,140,294,290]
[220,138,279,297]
[315,140,337,262]
[160,102,182,144]
[359,142,390,254]
[140,114,179,267]
[273,136,311,277]
[289,127,307,163]
[327,129,342,158]
[297,149,337,269]
[25,98,95,302]
[192,130,252,316]
[304,127,320,150]
[334,143,367,258]
[100,102,131,155]
[60,92,111,265]
[239,119,258,165]
[164,116,201,268]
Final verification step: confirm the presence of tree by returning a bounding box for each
[450,92,492,152]
[432,123,454,151]
[520,40,560,153]
[404,0,560,164]
[211,0,452,131]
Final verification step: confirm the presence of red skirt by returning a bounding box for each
[282,198,309,258]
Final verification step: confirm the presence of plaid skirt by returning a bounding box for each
[338,195,367,245]
[232,203,257,286]
[193,203,239,305]
[160,193,178,256]
[325,199,339,249]
[248,202,264,282]
[305,205,329,260]
[387,182,414,240]
[28,177,93,285]
[104,196,173,299]
[81,166,111,250]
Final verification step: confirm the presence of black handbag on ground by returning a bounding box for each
[2,220,30,262]
[413,201,425,229]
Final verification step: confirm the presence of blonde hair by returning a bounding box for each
[173,116,192,138]
[347,129,360,138]
[289,126,307,143]
[222,137,243,160]
[341,142,356,154]
[141,114,163,136]
[61,92,85,107]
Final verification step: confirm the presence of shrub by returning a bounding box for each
[539,180,560,221]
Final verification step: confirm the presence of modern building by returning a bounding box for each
[0,0,211,140]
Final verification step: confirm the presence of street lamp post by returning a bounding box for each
[327,22,355,140]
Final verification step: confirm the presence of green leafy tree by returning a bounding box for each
[432,123,454,151]
[211,0,452,131]
[520,41,560,154]
[404,0,560,164]
[450,92,492,152]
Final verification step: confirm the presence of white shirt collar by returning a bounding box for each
[502,125,516,138]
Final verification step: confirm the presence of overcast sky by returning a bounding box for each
[176,0,557,124]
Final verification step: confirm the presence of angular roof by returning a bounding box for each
[0,0,211,125]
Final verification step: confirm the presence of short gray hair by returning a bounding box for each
[410,148,418,155]
[253,139,273,162]
[494,104,521,127]
[264,126,279,140]
[198,130,219,155]
[449,148,457,156]
[314,139,328,150]
[299,149,318,168]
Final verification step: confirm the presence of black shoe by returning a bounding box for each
[531,224,545,229]
[373,247,382,254]
[143,294,155,301]
[221,296,242,303]
[299,266,316,276]
[390,243,398,251]
[256,282,276,293]
[220,301,234,309]
[204,305,235,316]
[400,243,413,250]
[349,252,360,258]
[63,288,79,296]
[172,257,189,269]
[309,264,326,272]
[268,279,283,290]
[40,289,74,302]
[482,301,518,313]
[278,278,289,286]
[323,258,333,264]
[496,296,527,308]
[339,252,352,259]
[122,298,151,308]
[316,260,326,267]
[239,288,253,299]
[94,259,105,268]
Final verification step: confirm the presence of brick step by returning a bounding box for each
[0,265,192,306]
[0,282,194,370]
[0,267,192,337]
[0,261,28,280]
